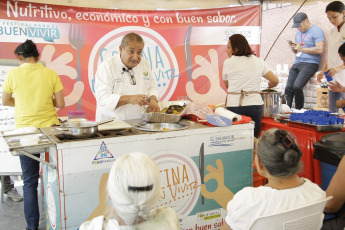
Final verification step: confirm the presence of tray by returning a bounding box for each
[133,121,189,132]
[142,101,189,123]
[1,130,55,156]
[288,120,343,132]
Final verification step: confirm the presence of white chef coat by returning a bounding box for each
[95,55,159,121]
[328,24,345,86]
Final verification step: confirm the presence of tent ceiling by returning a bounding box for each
[17,0,331,10]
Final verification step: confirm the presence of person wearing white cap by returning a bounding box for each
[285,12,325,110]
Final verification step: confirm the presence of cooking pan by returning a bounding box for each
[57,118,114,138]
[260,89,283,118]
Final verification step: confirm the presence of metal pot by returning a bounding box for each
[57,118,114,138]
[260,89,283,118]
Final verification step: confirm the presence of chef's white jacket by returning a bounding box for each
[95,55,159,121]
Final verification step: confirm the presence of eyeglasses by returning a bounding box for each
[128,69,136,85]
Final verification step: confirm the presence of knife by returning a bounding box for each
[184,24,193,82]
[199,142,204,204]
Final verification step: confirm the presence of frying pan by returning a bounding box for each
[57,118,114,138]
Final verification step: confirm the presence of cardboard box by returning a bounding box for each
[317,87,329,108]
[313,106,329,111]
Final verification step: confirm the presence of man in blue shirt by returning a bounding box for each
[285,12,325,109]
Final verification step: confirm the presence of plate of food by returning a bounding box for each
[143,101,189,123]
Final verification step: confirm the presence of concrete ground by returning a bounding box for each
[0,176,45,230]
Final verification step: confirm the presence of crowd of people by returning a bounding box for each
[2,1,345,229]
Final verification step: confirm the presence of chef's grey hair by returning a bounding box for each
[257,128,302,177]
[121,33,145,48]
[107,152,161,225]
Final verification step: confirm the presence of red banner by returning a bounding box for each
[0,0,261,120]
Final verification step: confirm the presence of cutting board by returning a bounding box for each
[98,119,132,131]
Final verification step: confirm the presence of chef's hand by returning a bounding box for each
[317,72,324,83]
[148,97,160,112]
[200,159,234,209]
[268,81,275,88]
[128,94,149,106]
[328,81,345,93]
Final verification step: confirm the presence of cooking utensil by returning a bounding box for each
[260,89,283,118]
[199,142,204,204]
[184,24,193,82]
[133,121,189,132]
[57,118,114,138]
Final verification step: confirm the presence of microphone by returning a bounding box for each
[122,67,127,74]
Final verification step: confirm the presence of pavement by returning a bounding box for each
[0,176,45,230]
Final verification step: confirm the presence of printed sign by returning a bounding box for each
[0,0,261,120]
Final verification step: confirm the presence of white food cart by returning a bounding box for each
[3,120,254,230]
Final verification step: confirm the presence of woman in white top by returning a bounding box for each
[317,1,345,112]
[221,128,326,230]
[222,34,279,138]
[79,152,180,230]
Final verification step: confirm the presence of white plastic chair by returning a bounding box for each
[249,196,333,230]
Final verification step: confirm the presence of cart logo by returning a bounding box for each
[197,209,222,221]
[209,135,234,147]
[92,142,115,165]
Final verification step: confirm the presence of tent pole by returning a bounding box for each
[264,0,308,61]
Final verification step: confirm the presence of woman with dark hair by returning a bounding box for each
[222,34,279,138]
[317,1,345,112]
[221,128,326,230]
[2,39,65,230]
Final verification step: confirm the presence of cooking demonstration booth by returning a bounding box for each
[2,120,254,230]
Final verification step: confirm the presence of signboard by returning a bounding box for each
[0,0,261,120]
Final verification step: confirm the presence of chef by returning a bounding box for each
[95,32,160,121]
